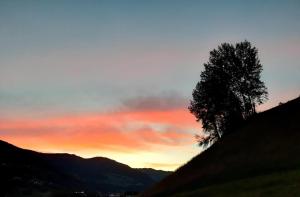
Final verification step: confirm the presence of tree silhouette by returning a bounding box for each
[189,41,268,146]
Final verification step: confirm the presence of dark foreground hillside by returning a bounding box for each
[142,96,300,196]
[0,140,170,197]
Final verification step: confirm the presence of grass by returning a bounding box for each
[173,168,300,197]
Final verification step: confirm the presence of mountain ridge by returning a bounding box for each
[0,139,171,196]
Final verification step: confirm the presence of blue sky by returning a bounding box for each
[0,0,299,170]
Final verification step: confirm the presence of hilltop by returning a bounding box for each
[142,96,300,196]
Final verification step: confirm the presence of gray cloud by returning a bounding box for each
[122,93,188,111]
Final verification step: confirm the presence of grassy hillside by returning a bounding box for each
[141,96,300,196]
[173,168,300,197]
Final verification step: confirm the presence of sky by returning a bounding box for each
[0,0,299,171]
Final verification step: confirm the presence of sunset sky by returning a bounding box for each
[0,0,299,171]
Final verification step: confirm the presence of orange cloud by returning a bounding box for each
[0,108,201,155]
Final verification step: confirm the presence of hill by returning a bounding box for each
[0,140,170,197]
[141,96,300,196]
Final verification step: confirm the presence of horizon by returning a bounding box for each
[2,95,299,172]
[1,0,300,171]
[1,138,175,171]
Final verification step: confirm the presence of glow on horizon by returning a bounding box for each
[0,108,201,171]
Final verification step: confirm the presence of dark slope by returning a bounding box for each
[142,96,300,196]
[0,140,169,196]
[0,140,81,196]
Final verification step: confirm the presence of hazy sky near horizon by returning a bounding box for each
[1,0,300,170]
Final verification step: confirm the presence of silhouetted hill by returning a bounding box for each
[0,140,169,196]
[142,96,300,196]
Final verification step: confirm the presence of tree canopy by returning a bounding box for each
[189,41,268,146]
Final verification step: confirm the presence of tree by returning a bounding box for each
[189,41,268,147]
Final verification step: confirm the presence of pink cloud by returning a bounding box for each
[0,107,200,154]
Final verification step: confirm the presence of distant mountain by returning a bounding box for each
[0,140,170,196]
[137,168,171,182]
[142,97,300,196]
